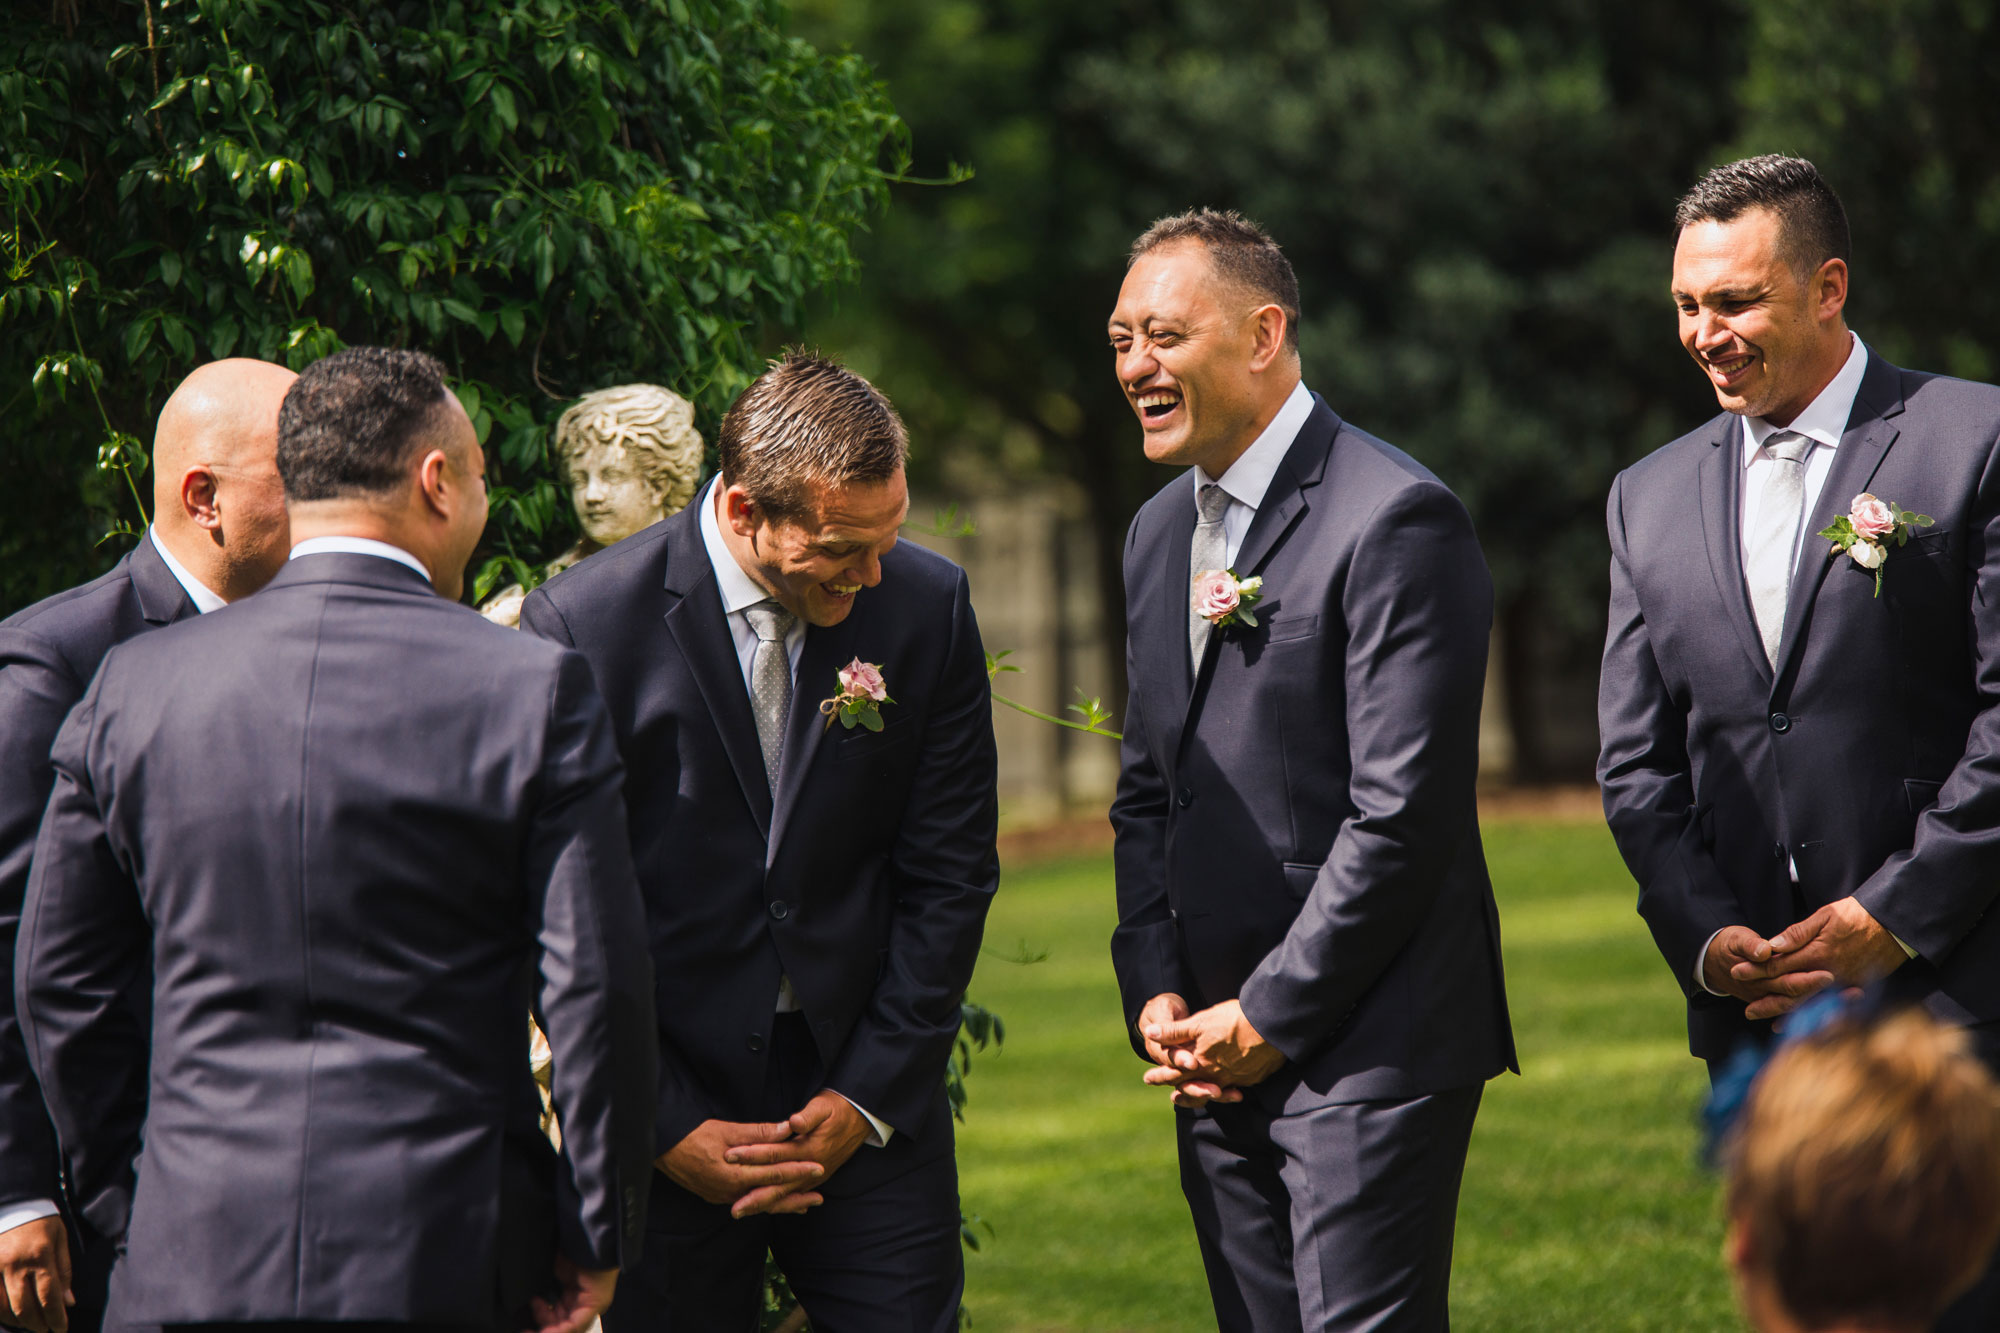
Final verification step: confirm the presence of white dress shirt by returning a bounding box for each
[0,532,236,1235]
[1191,380,1317,566]
[289,535,434,583]
[697,481,890,1146]
[1695,334,1909,992]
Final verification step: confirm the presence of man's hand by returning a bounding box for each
[656,1119,824,1219]
[526,1255,615,1333]
[1135,992,1241,1109]
[1144,999,1286,1090]
[723,1091,870,1214]
[0,1216,70,1333]
[1736,897,1910,1011]
[1703,925,1836,1021]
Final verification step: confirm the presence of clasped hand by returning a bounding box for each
[1137,993,1286,1109]
[1705,895,1910,1021]
[657,1090,870,1219]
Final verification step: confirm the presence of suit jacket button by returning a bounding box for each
[1176,787,1193,808]
[769,899,790,920]
[1770,712,1791,733]
[748,1033,766,1052]
[1772,842,1786,862]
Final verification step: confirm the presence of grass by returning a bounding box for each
[954,820,1739,1332]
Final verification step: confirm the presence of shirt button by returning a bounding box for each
[1770,713,1791,734]
[747,1034,765,1052]
[1772,843,1786,862]
[769,900,790,920]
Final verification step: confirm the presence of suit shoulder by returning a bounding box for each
[1614,415,1728,496]
[0,559,137,673]
[1323,421,1474,525]
[529,520,675,612]
[882,537,966,599]
[1898,367,2000,423]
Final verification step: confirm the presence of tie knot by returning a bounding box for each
[1197,483,1230,523]
[744,599,795,643]
[1767,432,1813,465]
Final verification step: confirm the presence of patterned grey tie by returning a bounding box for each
[1189,482,1230,665]
[1746,431,1814,666]
[743,599,796,792]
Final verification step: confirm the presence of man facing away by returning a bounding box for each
[1107,209,1516,1332]
[1598,154,2000,1330]
[522,350,999,1331]
[0,357,297,1333]
[15,347,657,1333]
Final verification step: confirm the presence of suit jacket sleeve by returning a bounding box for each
[822,569,999,1138]
[1854,430,2000,959]
[1236,483,1490,1061]
[1596,472,1748,998]
[519,587,719,1155]
[13,669,150,1244]
[525,650,658,1271]
[0,626,83,1210]
[1108,514,1195,1057]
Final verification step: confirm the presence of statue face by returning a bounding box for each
[567,439,665,547]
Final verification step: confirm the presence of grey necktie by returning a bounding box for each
[743,599,796,792]
[1746,431,1814,666]
[1189,482,1230,665]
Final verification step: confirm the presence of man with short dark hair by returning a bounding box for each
[522,350,999,1331]
[1108,207,1515,1331]
[0,357,297,1333]
[1599,153,2000,1329]
[16,346,657,1333]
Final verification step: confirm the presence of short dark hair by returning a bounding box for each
[1129,208,1302,352]
[716,349,907,526]
[1674,154,1851,276]
[278,346,455,501]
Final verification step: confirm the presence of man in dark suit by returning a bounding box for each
[1598,155,2000,1331]
[0,357,298,1333]
[15,347,657,1333]
[1107,209,1516,1332]
[521,350,999,1332]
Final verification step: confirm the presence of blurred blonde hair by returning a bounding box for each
[1728,1008,2000,1330]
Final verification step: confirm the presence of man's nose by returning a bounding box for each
[1691,310,1731,350]
[1117,341,1157,388]
[851,549,887,588]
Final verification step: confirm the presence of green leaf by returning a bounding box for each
[861,707,885,732]
[159,250,182,290]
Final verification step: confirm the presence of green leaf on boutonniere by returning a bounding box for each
[860,707,884,732]
[1236,606,1259,628]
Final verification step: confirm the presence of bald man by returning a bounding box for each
[0,358,296,1333]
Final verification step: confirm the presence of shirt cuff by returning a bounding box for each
[1695,928,1728,996]
[830,1091,893,1147]
[0,1199,60,1236]
[1893,931,1918,960]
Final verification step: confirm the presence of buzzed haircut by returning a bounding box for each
[278,346,454,501]
[1674,154,1852,277]
[717,349,908,527]
[1727,1008,2000,1331]
[1129,208,1302,352]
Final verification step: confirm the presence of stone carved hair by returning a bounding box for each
[552,383,704,517]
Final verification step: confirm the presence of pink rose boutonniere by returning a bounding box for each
[1818,492,1936,597]
[821,657,894,732]
[1192,569,1265,629]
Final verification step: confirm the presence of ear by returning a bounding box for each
[416,448,452,519]
[722,484,763,539]
[180,467,222,531]
[1247,304,1290,374]
[1814,257,1849,324]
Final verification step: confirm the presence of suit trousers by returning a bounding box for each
[604,1014,962,1333]
[1178,1084,1484,1333]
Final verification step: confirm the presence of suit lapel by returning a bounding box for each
[1151,479,1200,762]
[1697,421,1772,683]
[1772,355,1906,682]
[768,601,864,859]
[128,534,200,624]
[659,514,774,838]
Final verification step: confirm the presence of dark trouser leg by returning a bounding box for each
[1176,1106,1305,1333]
[767,1152,963,1333]
[598,1186,768,1333]
[1269,1085,1483,1333]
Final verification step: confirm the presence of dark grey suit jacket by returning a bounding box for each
[1111,396,1517,1105]
[521,499,999,1190]
[16,553,656,1324]
[1601,352,2000,1058]
[0,538,193,1219]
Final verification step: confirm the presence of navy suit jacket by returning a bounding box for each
[520,498,999,1188]
[1111,396,1517,1105]
[1600,352,2000,1059]
[16,554,656,1324]
[0,538,193,1218]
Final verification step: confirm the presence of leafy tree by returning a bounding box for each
[0,0,903,613]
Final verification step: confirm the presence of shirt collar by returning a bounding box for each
[1195,380,1315,510]
[147,527,227,614]
[288,536,433,584]
[1742,333,1870,465]
[698,478,777,615]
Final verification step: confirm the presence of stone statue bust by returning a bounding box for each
[481,383,704,626]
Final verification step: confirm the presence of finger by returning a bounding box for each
[722,1120,796,1146]
[1142,1064,1189,1086]
[6,1268,42,1331]
[1147,1020,1197,1047]
[733,1180,821,1218]
[735,1161,825,1191]
[764,1190,824,1216]
[788,1100,832,1137]
[36,1269,64,1333]
[52,1230,69,1303]
[1745,971,1835,1021]
[726,1141,826,1166]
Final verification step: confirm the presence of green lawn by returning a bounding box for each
[955,820,1739,1332]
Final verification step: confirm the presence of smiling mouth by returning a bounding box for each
[1706,353,1755,379]
[824,582,861,598]
[1136,390,1182,421]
